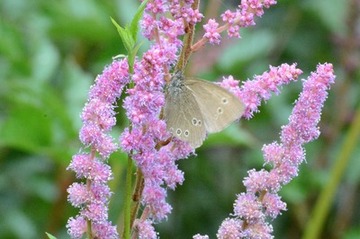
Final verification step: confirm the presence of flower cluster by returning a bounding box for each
[202,0,277,46]
[66,60,129,238]
[219,63,303,119]
[214,63,335,239]
[119,0,203,236]
[203,19,221,44]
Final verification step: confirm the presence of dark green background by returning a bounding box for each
[0,0,359,238]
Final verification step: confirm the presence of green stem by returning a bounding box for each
[302,107,360,239]
[123,154,133,239]
[123,38,136,238]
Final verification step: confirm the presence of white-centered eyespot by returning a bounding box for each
[176,128,182,136]
[192,118,198,125]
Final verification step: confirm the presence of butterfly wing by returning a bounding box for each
[164,85,207,148]
[185,78,245,133]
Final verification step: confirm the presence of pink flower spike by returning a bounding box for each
[218,63,334,239]
[67,59,128,238]
[89,59,129,102]
[239,63,303,119]
[282,63,335,145]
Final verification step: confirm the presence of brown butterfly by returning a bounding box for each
[164,72,245,148]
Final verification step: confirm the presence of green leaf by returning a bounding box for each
[111,17,134,53]
[45,232,57,239]
[111,0,148,73]
[129,0,149,41]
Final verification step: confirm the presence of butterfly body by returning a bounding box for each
[164,72,244,148]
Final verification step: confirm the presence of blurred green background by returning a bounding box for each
[0,0,359,238]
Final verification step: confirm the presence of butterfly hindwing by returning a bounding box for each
[185,78,245,133]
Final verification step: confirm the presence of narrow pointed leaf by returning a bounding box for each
[129,0,149,41]
[111,17,135,53]
[45,233,57,239]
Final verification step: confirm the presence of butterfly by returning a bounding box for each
[164,71,244,148]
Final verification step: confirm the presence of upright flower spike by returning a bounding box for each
[214,63,335,239]
[67,60,129,239]
[119,1,200,233]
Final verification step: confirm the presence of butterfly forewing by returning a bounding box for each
[185,78,245,133]
[164,84,207,148]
